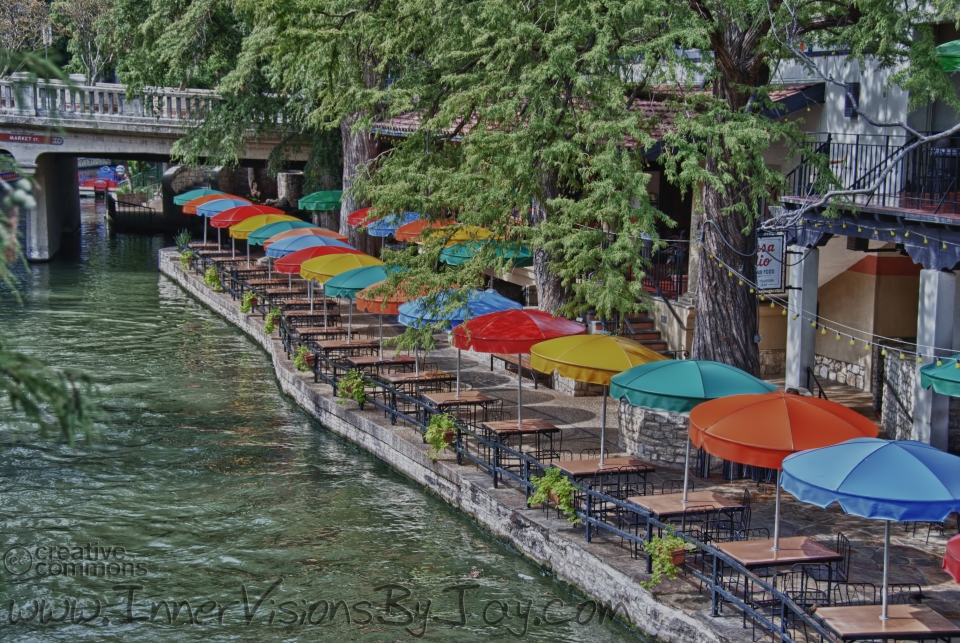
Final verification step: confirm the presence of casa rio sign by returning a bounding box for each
[0,133,64,145]
[756,233,785,291]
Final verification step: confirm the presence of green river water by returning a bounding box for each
[0,200,642,642]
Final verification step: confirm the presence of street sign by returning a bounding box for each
[0,133,64,145]
[757,234,785,291]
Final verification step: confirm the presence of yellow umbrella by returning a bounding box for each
[299,253,383,326]
[443,225,496,246]
[228,213,299,263]
[531,335,667,465]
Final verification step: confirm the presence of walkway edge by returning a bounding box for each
[159,248,733,643]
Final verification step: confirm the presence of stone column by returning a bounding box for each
[785,246,819,390]
[912,269,956,449]
[21,154,81,261]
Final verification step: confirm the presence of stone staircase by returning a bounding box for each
[585,313,670,354]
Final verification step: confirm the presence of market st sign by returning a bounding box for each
[0,133,64,145]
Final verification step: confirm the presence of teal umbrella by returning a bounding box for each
[299,190,343,211]
[610,359,777,413]
[439,241,534,267]
[247,221,316,246]
[938,40,960,72]
[920,354,960,397]
[173,189,223,206]
[324,265,390,342]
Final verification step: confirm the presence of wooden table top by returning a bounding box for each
[422,391,495,406]
[815,604,960,640]
[556,457,655,477]
[347,355,415,367]
[316,339,379,351]
[625,490,743,519]
[482,419,559,436]
[379,370,453,384]
[246,279,289,286]
[716,536,843,568]
[295,326,350,335]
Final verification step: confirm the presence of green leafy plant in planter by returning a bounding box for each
[641,530,693,589]
[203,266,222,292]
[179,249,195,271]
[336,370,368,407]
[424,413,459,461]
[263,308,282,334]
[293,345,313,372]
[239,291,258,313]
[527,467,580,524]
[174,229,192,252]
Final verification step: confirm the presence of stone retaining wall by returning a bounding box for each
[159,249,735,643]
[814,354,868,391]
[759,349,785,379]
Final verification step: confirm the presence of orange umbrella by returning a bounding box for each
[264,227,349,247]
[355,281,423,315]
[689,391,878,548]
[394,219,455,243]
[183,194,248,215]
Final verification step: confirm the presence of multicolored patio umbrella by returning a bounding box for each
[298,190,343,211]
[781,439,960,619]
[174,189,223,206]
[365,212,421,237]
[394,219,455,243]
[184,193,248,215]
[299,253,383,324]
[274,246,364,274]
[937,40,960,72]
[264,235,353,259]
[346,207,379,227]
[610,360,777,413]
[325,266,391,343]
[452,310,585,415]
[228,214,299,264]
[691,392,879,549]
[445,225,495,245]
[210,205,284,228]
[945,534,960,584]
[196,198,253,244]
[247,221,316,246]
[356,281,423,358]
[440,241,533,267]
[263,227,349,247]
[920,354,960,397]
[531,335,666,465]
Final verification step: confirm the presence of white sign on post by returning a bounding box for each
[756,234,785,291]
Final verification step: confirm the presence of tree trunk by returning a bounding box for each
[340,113,378,255]
[531,170,569,313]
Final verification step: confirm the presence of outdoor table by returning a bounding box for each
[296,327,352,342]
[556,457,655,482]
[188,242,220,250]
[626,490,743,521]
[315,339,379,357]
[715,536,843,570]
[246,279,289,288]
[264,287,308,296]
[377,371,456,421]
[423,391,501,429]
[481,419,561,471]
[345,355,416,375]
[815,604,960,641]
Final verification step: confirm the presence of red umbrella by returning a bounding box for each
[210,205,285,228]
[946,534,960,583]
[451,309,585,421]
[346,207,380,227]
[274,246,364,274]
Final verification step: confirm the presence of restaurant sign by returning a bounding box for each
[0,133,64,145]
[756,233,785,291]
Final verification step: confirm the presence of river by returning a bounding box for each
[0,200,640,642]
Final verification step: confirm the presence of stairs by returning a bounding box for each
[584,312,670,354]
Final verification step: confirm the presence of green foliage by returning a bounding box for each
[641,530,692,589]
[336,370,367,407]
[179,249,195,271]
[528,467,580,525]
[293,345,312,372]
[239,290,257,313]
[173,229,192,252]
[424,413,458,462]
[263,307,281,333]
[203,265,222,291]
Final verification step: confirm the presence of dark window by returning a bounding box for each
[844,83,860,119]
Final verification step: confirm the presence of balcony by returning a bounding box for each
[782,132,960,221]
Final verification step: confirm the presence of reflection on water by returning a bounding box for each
[0,200,640,642]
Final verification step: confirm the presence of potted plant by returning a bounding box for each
[293,345,313,372]
[641,530,694,589]
[527,467,580,524]
[336,370,368,408]
[179,249,195,271]
[239,291,259,313]
[263,307,282,334]
[424,413,459,461]
[203,266,222,292]
[174,229,192,252]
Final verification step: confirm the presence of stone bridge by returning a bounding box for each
[0,74,296,260]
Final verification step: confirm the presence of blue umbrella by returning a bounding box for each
[265,235,354,259]
[781,438,960,619]
[366,212,421,238]
[196,198,253,244]
[398,289,522,329]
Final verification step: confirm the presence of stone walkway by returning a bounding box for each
[352,311,959,627]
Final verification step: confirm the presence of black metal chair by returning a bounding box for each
[830,582,877,606]
[805,532,851,584]
[661,479,695,494]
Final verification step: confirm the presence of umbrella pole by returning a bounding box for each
[231,237,235,258]
[456,349,461,397]
[682,438,691,503]
[268,258,272,280]
[773,471,782,551]
[203,217,208,244]
[288,274,291,289]
[415,345,419,376]
[246,241,250,267]
[347,298,353,344]
[517,353,522,426]
[323,286,328,328]
[599,385,607,467]
[217,228,221,250]
[309,281,313,313]
[379,314,383,359]
[881,520,890,620]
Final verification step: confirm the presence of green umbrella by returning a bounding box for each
[439,241,534,267]
[937,40,960,72]
[920,354,960,397]
[298,190,344,211]
[610,359,777,413]
[247,221,316,246]
[324,266,389,299]
[173,189,224,206]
